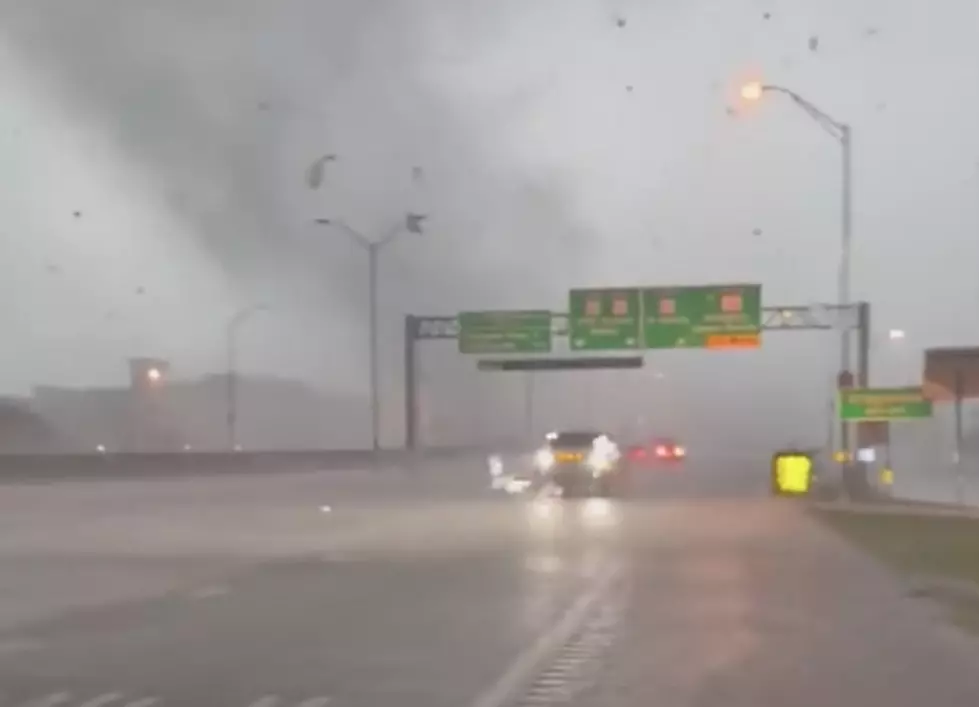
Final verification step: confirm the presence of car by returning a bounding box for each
[532,430,625,497]
[626,438,686,467]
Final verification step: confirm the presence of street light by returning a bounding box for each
[887,328,906,341]
[313,213,427,451]
[146,367,163,383]
[226,303,270,450]
[740,80,854,450]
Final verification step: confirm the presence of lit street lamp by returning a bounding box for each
[146,367,163,383]
[314,213,427,452]
[741,80,853,449]
[226,303,269,450]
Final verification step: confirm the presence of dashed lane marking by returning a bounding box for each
[466,558,622,707]
[76,694,124,707]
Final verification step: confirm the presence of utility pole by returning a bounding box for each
[314,213,427,451]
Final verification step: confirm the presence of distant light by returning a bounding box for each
[96,444,106,453]
[183,444,192,452]
[888,329,906,341]
[740,81,764,101]
[146,367,162,382]
[320,505,332,513]
[233,444,243,452]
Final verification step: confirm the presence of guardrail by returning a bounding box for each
[0,446,501,482]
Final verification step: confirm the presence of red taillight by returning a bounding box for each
[628,446,646,460]
[655,445,668,457]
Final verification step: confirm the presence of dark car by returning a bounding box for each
[533,430,625,497]
[626,438,686,468]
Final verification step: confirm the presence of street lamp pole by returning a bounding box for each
[742,83,854,453]
[315,214,426,452]
[226,304,268,451]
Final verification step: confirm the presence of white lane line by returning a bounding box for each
[188,585,229,599]
[466,559,622,707]
[122,699,161,707]
[77,694,124,707]
[296,698,332,707]
[244,697,279,707]
[20,693,72,707]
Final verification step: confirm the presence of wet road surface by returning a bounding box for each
[0,455,977,706]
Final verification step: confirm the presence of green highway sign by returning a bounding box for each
[643,284,762,349]
[458,310,551,354]
[568,289,642,351]
[838,387,933,421]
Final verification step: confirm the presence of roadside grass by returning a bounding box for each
[815,509,979,632]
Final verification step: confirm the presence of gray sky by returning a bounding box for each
[1,0,977,442]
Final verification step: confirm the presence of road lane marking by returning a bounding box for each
[77,694,123,707]
[466,559,621,707]
[20,693,72,707]
[188,585,229,599]
[244,697,279,707]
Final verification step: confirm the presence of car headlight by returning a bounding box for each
[587,451,613,474]
[534,448,555,471]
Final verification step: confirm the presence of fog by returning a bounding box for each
[0,0,976,448]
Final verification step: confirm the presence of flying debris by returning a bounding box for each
[411,165,424,182]
[615,17,626,28]
[405,213,427,234]
[306,154,337,190]
[73,211,82,218]
[808,35,819,52]
[763,12,771,19]
[752,228,763,236]
[136,286,145,295]
[626,85,634,93]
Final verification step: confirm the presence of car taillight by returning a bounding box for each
[655,445,668,457]
[629,447,646,460]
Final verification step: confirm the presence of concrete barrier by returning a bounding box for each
[0,446,497,482]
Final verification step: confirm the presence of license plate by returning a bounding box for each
[555,452,583,462]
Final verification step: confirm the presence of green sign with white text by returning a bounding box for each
[568,289,642,351]
[838,387,933,421]
[643,284,762,349]
[569,284,762,351]
[458,310,552,354]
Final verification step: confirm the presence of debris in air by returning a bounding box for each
[136,286,145,295]
[752,228,763,236]
[306,154,337,189]
[615,17,627,28]
[763,12,771,19]
[864,27,879,37]
[73,211,82,218]
[808,35,819,52]
[411,165,424,182]
[725,106,737,117]
[625,85,634,92]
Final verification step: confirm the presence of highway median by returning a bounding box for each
[814,503,979,633]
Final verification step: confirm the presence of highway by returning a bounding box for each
[0,454,977,706]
